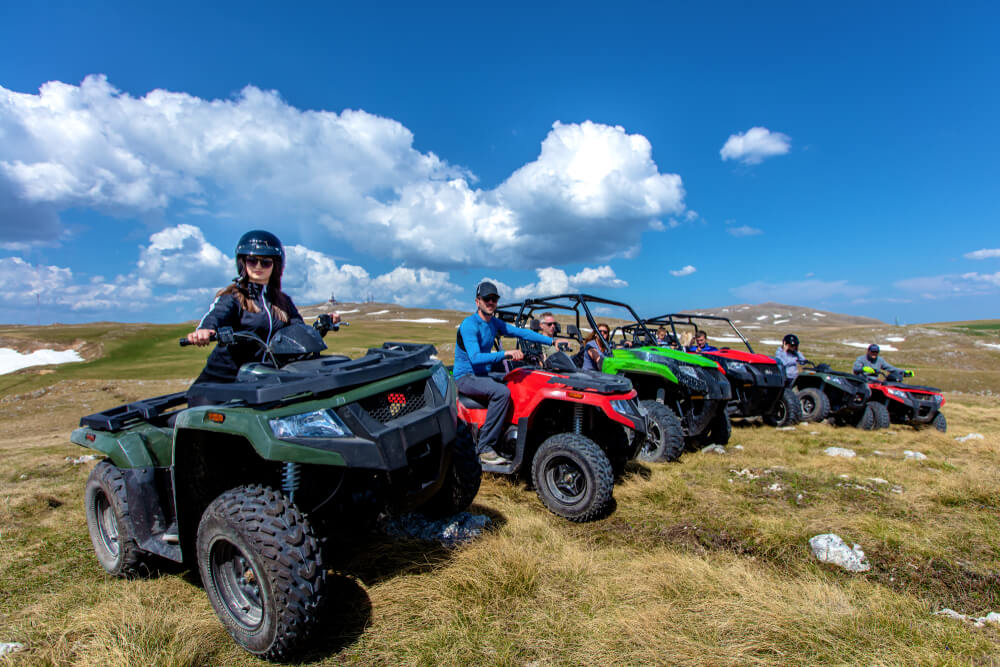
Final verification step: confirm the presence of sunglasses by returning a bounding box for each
[245,257,274,269]
[480,296,498,303]
[541,321,556,327]
[599,330,610,336]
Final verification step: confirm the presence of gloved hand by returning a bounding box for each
[862,365,876,374]
[904,369,914,377]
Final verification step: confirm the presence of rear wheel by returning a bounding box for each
[932,412,947,432]
[851,403,877,430]
[197,485,327,660]
[531,433,614,522]
[797,387,831,423]
[85,460,156,577]
[870,402,890,429]
[637,400,684,462]
[420,424,482,518]
[764,388,802,426]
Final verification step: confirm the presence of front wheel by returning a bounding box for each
[932,412,947,432]
[797,387,830,423]
[637,400,684,462]
[85,460,155,577]
[870,402,890,429]
[531,433,614,522]
[764,387,802,426]
[851,403,877,430]
[420,424,482,518]
[197,485,327,660]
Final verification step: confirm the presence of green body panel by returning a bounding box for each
[70,427,160,468]
[599,346,717,385]
[71,365,435,470]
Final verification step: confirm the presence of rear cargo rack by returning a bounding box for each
[80,392,188,431]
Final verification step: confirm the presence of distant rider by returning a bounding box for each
[687,330,718,353]
[454,281,553,465]
[774,333,807,386]
[185,230,339,405]
[853,344,911,379]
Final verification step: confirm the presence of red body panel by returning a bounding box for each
[869,382,945,406]
[702,349,776,365]
[456,366,639,430]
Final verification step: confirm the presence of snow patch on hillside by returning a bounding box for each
[0,348,83,375]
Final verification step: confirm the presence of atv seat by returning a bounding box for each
[529,318,541,331]
[565,324,582,343]
[458,394,490,410]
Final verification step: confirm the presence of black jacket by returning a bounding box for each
[190,282,303,386]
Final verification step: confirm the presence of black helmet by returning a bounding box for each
[783,333,799,346]
[235,230,284,276]
[868,344,879,354]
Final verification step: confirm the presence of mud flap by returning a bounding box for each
[122,467,182,562]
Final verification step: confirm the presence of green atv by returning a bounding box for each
[499,295,731,463]
[71,319,480,660]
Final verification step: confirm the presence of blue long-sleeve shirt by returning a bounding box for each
[453,313,553,379]
[852,354,900,376]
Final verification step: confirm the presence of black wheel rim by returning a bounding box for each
[776,400,787,422]
[210,539,264,631]
[642,421,663,458]
[95,492,121,558]
[543,455,587,504]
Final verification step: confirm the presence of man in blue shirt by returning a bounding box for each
[687,330,718,353]
[853,344,911,379]
[455,281,554,465]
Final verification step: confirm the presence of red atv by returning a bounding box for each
[456,342,646,522]
[862,369,947,432]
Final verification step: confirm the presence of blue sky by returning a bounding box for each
[1,1,998,325]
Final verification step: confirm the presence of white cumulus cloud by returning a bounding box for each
[894,272,1000,298]
[964,248,1000,260]
[726,224,763,237]
[1,77,686,268]
[509,265,628,300]
[670,265,696,277]
[720,127,791,165]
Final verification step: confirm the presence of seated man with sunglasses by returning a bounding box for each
[454,281,554,465]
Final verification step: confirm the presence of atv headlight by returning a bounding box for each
[826,376,845,386]
[270,409,352,439]
[886,388,908,401]
[677,364,700,380]
[611,399,640,418]
[726,361,747,374]
[430,364,453,400]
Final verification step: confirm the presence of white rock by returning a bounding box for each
[873,450,888,456]
[809,533,871,572]
[824,447,857,458]
[733,445,744,451]
[701,444,727,454]
[776,426,796,431]
[731,468,760,479]
[868,478,889,485]
[809,431,820,435]
[903,450,927,461]
[838,474,851,479]
[984,612,1000,626]
[767,483,782,492]
[890,485,903,494]
[955,433,984,443]
[65,454,98,465]
[935,608,969,622]
[0,643,24,656]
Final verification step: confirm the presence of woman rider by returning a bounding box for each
[581,323,612,371]
[185,230,339,405]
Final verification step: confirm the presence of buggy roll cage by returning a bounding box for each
[497,293,659,352]
[642,313,756,354]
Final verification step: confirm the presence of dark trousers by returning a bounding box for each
[456,374,511,454]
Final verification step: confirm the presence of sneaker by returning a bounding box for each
[479,448,510,465]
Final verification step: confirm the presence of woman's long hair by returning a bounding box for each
[584,323,611,353]
[215,257,292,323]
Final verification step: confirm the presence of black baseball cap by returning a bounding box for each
[476,281,500,299]
[783,334,799,346]
[868,344,880,353]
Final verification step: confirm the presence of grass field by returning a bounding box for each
[1,305,999,665]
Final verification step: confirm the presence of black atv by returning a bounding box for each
[793,362,883,429]
[71,318,480,660]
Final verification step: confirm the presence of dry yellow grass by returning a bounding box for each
[1,316,999,665]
